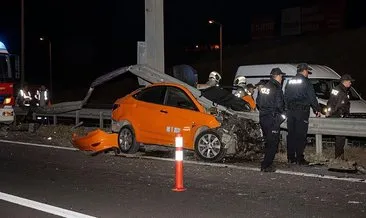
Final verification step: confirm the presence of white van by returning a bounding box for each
[234,64,366,117]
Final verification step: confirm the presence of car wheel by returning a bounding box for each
[194,130,226,162]
[118,125,139,154]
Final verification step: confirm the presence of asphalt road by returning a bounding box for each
[0,141,365,218]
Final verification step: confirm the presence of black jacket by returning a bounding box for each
[284,73,320,112]
[327,83,350,117]
[256,78,285,116]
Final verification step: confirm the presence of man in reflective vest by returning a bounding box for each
[34,85,49,107]
[17,84,32,107]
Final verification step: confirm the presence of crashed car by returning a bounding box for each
[109,82,263,162]
[72,65,264,162]
[110,82,226,162]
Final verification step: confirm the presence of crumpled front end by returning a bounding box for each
[72,129,119,154]
[215,112,265,158]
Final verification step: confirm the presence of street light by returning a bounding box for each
[40,37,52,100]
[208,19,223,75]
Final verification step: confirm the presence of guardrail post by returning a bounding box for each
[316,134,322,155]
[53,115,57,125]
[281,131,287,147]
[99,111,104,129]
[75,110,80,125]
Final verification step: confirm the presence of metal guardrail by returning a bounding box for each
[14,107,112,128]
[14,106,366,156]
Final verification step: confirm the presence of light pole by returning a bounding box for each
[21,0,25,86]
[40,37,52,99]
[208,19,223,75]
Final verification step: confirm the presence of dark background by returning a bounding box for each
[1,0,366,102]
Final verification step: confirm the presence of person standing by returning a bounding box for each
[256,68,286,172]
[326,74,355,159]
[284,63,321,165]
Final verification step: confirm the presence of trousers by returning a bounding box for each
[286,110,310,162]
[260,113,281,169]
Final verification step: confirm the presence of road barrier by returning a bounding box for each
[14,105,366,156]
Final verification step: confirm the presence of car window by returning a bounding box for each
[165,86,198,111]
[134,86,166,105]
[311,79,332,99]
[283,78,360,100]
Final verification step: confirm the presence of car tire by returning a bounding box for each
[194,130,226,162]
[118,125,139,154]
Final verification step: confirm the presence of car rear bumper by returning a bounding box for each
[72,129,119,153]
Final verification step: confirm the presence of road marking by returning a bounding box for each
[0,139,78,151]
[1,139,366,184]
[121,155,366,184]
[0,191,96,218]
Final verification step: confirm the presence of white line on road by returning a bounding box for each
[1,139,366,184]
[129,155,366,184]
[0,139,78,151]
[0,191,96,218]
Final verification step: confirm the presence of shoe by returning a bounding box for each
[297,159,310,165]
[261,165,276,172]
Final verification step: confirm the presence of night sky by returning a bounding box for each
[1,0,365,92]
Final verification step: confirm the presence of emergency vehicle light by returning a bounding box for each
[0,41,6,50]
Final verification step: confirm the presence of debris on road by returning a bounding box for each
[328,159,358,173]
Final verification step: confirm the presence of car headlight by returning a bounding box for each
[4,97,11,104]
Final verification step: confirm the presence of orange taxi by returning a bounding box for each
[111,83,226,162]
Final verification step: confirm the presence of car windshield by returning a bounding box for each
[0,54,11,81]
[310,79,360,100]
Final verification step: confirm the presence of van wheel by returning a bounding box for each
[118,125,139,154]
[194,130,226,162]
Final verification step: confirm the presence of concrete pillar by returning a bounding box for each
[145,0,165,73]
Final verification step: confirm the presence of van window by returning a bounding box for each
[310,79,360,100]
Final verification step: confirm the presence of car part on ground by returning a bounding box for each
[71,129,119,155]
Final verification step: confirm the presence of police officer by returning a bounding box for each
[326,74,355,160]
[285,63,321,165]
[256,68,286,172]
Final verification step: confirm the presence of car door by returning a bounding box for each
[159,86,203,148]
[132,85,168,144]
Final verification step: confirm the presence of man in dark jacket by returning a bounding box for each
[284,63,321,165]
[326,74,355,159]
[256,68,286,172]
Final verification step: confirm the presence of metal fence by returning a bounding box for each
[14,107,112,128]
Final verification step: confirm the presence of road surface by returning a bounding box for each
[0,141,365,217]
